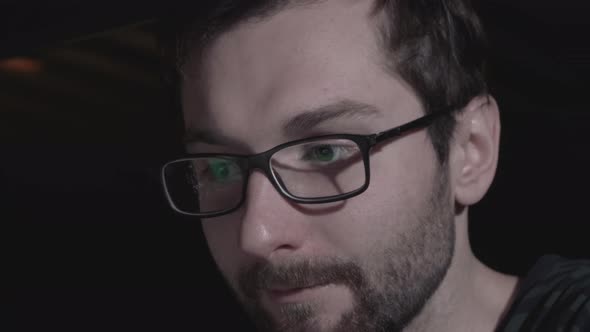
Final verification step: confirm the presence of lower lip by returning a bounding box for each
[268,285,326,303]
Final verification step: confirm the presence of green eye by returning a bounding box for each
[305,145,337,162]
[208,160,238,182]
[314,146,335,161]
[211,162,229,179]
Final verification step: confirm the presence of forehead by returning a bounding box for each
[181,0,420,148]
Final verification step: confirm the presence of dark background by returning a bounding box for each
[3,1,589,331]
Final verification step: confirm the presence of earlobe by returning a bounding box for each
[452,95,501,206]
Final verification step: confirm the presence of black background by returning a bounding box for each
[3,1,590,331]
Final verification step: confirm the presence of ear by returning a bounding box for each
[450,95,501,206]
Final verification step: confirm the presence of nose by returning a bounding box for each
[238,170,308,260]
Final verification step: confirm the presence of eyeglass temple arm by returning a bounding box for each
[373,107,456,144]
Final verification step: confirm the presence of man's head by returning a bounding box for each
[161,0,500,331]
[161,0,489,164]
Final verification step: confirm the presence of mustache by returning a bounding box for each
[238,258,365,299]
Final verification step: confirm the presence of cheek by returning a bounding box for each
[368,133,438,206]
[322,136,438,254]
[201,218,242,277]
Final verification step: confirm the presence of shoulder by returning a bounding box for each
[498,255,590,332]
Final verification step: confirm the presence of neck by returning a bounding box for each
[403,210,520,332]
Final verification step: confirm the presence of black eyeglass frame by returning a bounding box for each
[162,107,455,218]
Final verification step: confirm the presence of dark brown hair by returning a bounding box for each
[159,0,488,163]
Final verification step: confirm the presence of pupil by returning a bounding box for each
[219,165,227,177]
[215,163,229,178]
[317,146,334,160]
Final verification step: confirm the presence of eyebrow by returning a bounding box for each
[282,99,382,137]
[183,99,382,146]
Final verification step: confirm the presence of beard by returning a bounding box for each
[229,169,456,332]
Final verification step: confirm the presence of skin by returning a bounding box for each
[180,0,519,331]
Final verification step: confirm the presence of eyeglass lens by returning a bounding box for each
[164,138,366,215]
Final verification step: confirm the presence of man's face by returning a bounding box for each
[181,1,456,331]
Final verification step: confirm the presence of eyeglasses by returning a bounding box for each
[161,107,454,218]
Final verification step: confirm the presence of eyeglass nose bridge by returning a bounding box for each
[241,150,296,203]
